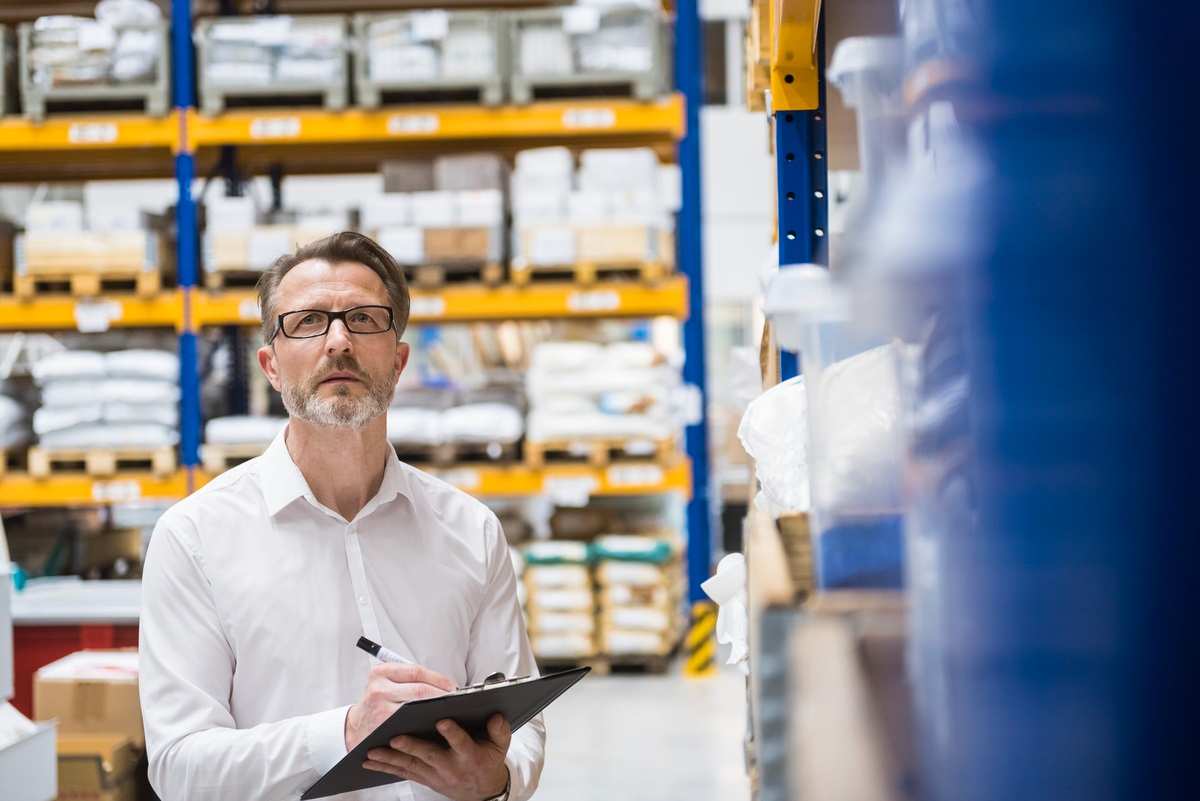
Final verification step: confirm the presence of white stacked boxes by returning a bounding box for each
[195,15,348,115]
[366,153,507,272]
[354,11,505,106]
[509,5,670,104]
[521,541,597,660]
[511,146,679,280]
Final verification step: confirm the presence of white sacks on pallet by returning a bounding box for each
[31,349,179,450]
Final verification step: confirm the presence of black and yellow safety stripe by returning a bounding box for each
[683,600,718,677]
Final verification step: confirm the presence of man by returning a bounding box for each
[139,232,543,801]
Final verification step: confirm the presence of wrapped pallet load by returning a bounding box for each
[521,540,597,661]
[524,340,680,465]
[593,534,682,658]
[28,348,179,476]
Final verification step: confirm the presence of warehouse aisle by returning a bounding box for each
[536,664,749,801]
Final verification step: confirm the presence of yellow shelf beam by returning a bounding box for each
[770,0,822,110]
[0,458,689,507]
[0,471,192,508]
[0,112,180,152]
[185,96,686,149]
[195,459,691,499]
[194,277,690,327]
[0,291,186,331]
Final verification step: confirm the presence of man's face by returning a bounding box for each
[257,259,409,430]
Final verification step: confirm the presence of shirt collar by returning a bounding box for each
[259,423,409,519]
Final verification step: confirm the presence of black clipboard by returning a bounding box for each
[301,667,589,800]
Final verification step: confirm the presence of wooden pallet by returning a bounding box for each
[0,447,26,479]
[404,262,504,289]
[392,440,520,467]
[200,442,268,474]
[524,436,676,469]
[509,260,668,286]
[203,269,264,291]
[28,445,176,478]
[13,268,160,299]
[536,652,674,677]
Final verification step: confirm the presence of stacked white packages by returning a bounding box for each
[386,394,523,449]
[364,12,496,82]
[511,146,681,268]
[525,341,679,443]
[522,543,597,659]
[204,16,344,88]
[31,349,179,450]
[29,0,162,89]
[515,6,657,77]
[0,394,31,451]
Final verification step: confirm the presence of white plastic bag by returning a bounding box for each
[738,375,810,513]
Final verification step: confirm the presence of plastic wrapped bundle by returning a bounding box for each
[441,403,523,445]
[205,415,287,445]
[29,2,162,89]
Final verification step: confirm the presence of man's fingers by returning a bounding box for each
[375,681,450,705]
[363,749,438,786]
[372,662,457,693]
[390,735,449,770]
[487,714,512,750]
[436,719,477,757]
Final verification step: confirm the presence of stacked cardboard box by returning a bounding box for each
[33,650,143,801]
[510,146,680,277]
[368,154,507,270]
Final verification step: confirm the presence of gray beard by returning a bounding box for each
[281,365,395,431]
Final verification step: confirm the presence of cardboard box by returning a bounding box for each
[377,226,424,264]
[423,227,499,263]
[410,191,457,228]
[576,224,662,263]
[360,194,412,230]
[455,190,505,227]
[21,231,160,274]
[57,733,138,801]
[434,153,509,192]
[381,160,435,193]
[34,650,143,748]
[519,225,575,266]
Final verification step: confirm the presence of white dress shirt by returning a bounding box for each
[139,425,544,801]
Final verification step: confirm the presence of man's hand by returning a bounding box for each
[363,714,513,801]
[345,663,457,751]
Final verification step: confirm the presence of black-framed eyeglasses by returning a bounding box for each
[272,305,394,342]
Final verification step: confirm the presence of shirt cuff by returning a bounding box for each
[306,704,353,778]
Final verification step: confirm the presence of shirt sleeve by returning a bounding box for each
[466,512,546,801]
[139,514,351,801]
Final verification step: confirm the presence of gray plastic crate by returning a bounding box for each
[508,6,670,104]
[18,21,170,121]
[353,11,506,107]
[195,15,349,116]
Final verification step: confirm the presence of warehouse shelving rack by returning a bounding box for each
[0,1,715,640]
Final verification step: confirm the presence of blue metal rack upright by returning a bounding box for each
[674,0,717,675]
[774,9,827,381]
[172,0,200,488]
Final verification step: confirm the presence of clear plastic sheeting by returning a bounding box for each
[737,375,810,514]
[29,1,162,89]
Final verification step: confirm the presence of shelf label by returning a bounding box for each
[410,296,446,318]
[68,122,119,144]
[249,116,302,140]
[442,468,480,490]
[238,298,262,321]
[562,108,616,129]
[567,290,621,313]
[74,299,123,333]
[92,480,142,503]
[606,464,665,488]
[544,476,598,507]
[387,114,440,136]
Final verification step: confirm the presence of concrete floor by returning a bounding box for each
[534,663,751,801]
